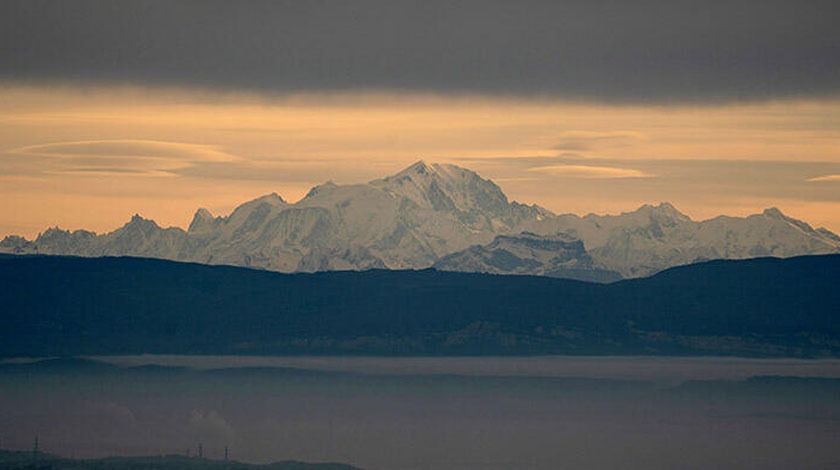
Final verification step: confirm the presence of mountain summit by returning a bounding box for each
[373,161,509,215]
[2,162,839,279]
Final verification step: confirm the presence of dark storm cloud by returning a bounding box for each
[0,0,838,101]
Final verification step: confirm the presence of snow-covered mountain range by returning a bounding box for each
[2,161,839,280]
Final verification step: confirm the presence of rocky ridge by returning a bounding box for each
[2,161,838,279]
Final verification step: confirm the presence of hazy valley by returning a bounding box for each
[2,356,840,470]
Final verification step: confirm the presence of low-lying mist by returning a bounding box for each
[2,356,839,470]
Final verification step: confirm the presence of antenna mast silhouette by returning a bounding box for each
[32,435,39,467]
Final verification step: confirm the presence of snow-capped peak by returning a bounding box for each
[637,202,691,222]
[402,159,434,177]
[2,161,837,281]
[122,214,161,233]
[250,192,286,206]
[188,208,216,233]
[371,161,512,216]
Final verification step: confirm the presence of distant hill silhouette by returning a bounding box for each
[1,254,838,357]
[0,449,362,470]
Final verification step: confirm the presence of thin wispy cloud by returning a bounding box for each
[529,165,654,179]
[9,139,239,177]
[808,174,840,182]
[554,131,647,152]
[15,139,237,161]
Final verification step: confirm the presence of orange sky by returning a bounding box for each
[2,84,839,238]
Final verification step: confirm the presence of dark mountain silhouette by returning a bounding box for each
[1,254,838,357]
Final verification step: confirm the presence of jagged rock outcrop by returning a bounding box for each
[434,232,622,282]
